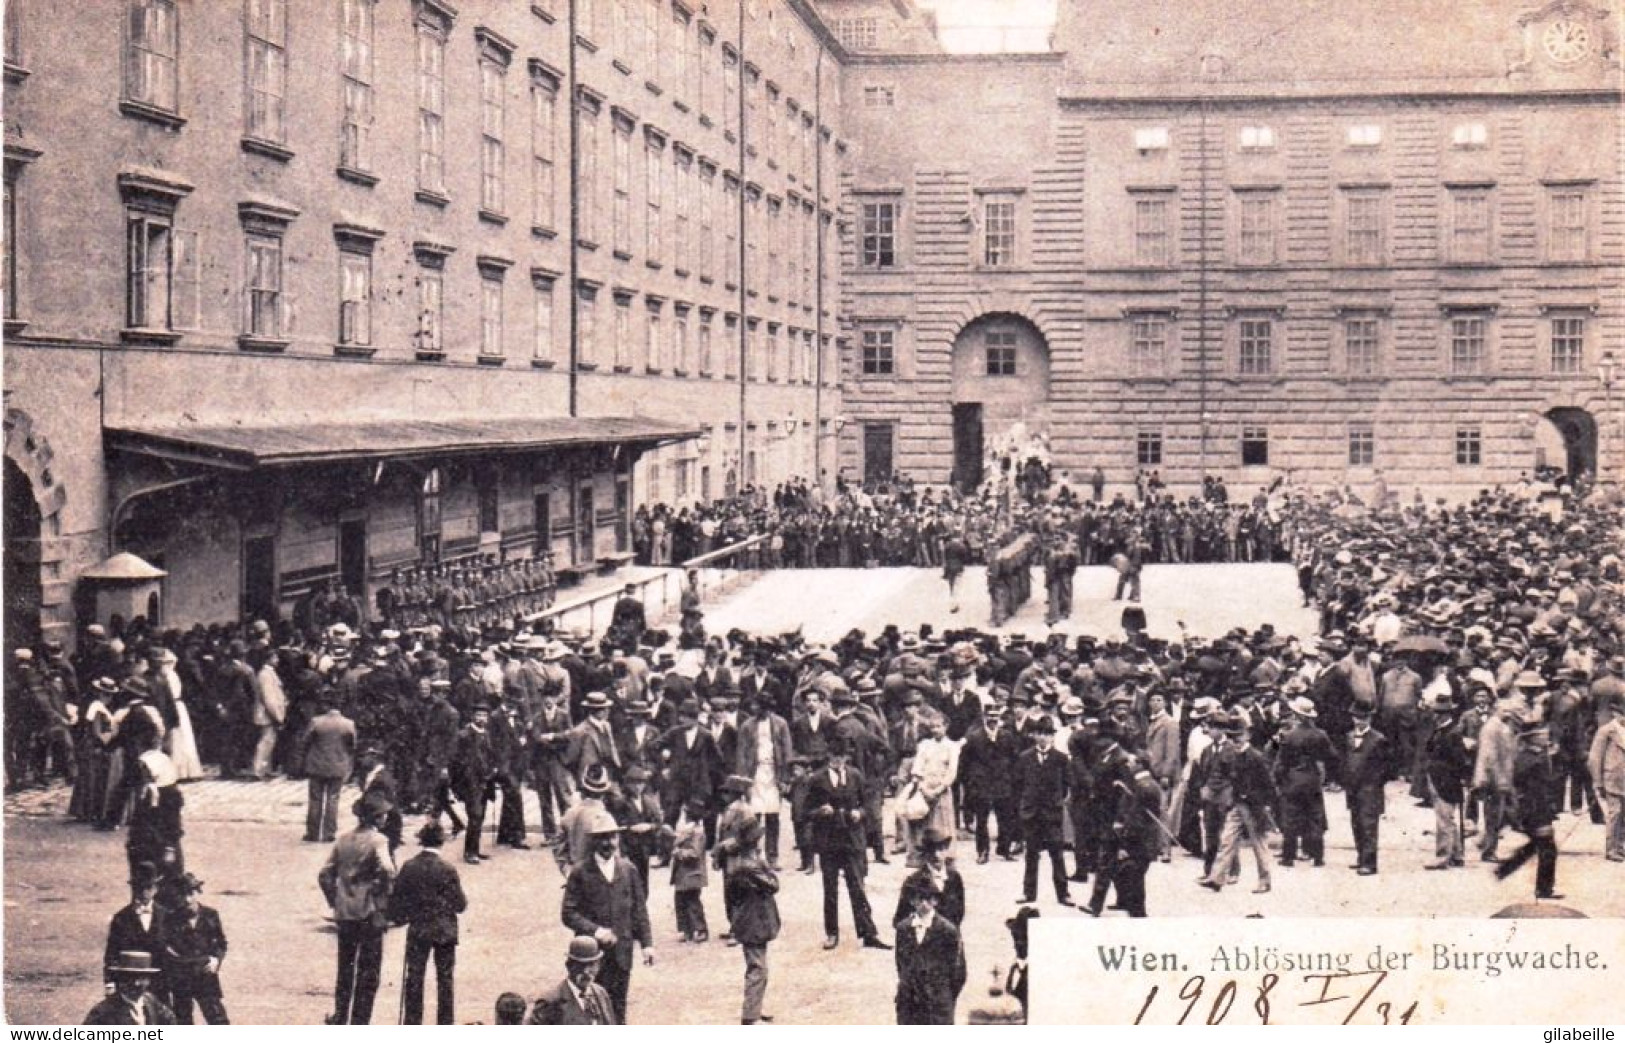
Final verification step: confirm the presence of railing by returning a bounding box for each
[522,533,769,639]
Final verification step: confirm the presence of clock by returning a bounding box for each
[1543,18,1593,64]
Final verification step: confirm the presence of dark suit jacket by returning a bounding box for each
[804,765,868,854]
[894,914,967,1025]
[527,979,618,1025]
[791,712,835,756]
[387,850,468,944]
[660,726,721,808]
[725,856,781,946]
[156,905,227,997]
[616,721,662,771]
[561,856,653,969]
[567,720,623,781]
[451,725,495,799]
[84,993,176,1025]
[1015,748,1069,844]
[959,723,1019,802]
[1343,727,1392,798]
[105,905,167,987]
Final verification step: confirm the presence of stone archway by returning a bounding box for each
[3,406,69,647]
[1536,407,1598,483]
[949,312,1052,492]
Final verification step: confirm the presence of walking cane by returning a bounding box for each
[397,931,408,1027]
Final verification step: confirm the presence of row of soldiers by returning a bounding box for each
[374,556,559,631]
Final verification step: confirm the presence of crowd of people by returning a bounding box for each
[8,471,1625,1025]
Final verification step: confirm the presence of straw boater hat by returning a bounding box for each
[108,951,160,978]
[1287,696,1317,719]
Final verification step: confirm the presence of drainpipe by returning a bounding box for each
[813,42,825,487]
[567,0,580,417]
[737,0,749,484]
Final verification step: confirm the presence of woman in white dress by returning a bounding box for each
[151,648,203,781]
[907,709,961,867]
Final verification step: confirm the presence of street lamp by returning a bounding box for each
[1600,349,1619,478]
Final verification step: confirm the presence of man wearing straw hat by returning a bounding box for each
[85,952,175,1025]
[561,811,655,1023]
[1272,696,1333,868]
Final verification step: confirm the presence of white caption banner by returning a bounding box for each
[1031,917,1624,1025]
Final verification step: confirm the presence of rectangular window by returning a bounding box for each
[578,288,597,366]
[699,168,715,280]
[578,102,599,243]
[723,50,738,138]
[612,122,632,254]
[480,59,506,214]
[416,266,443,355]
[862,85,894,108]
[1450,188,1491,263]
[480,274,503,358]
[674,312,689,372]
[1237,192,1277,265]
[1130,314,1167,377]
[1348,423,1375,466]
[477,471,500,534]
[125,0,179,113]
[1450,314,1487,375]
[1548,188,1587,262]
[245,0,287,144]
[1347,123,1383,147]
[339,251,371,347]
[1345,190,1385,264]
[724,179,739,286]
[1132,194,1170,266]
[532,278,554,362]
[861,328,894,375]
[1238,318,1273,375]
[836,17,877,50]
[2,170,15,321]
[244,232,284,339]
[645,138,664,261]
[1136,430,1163,467]
[984,198,1016,266]
[672,12,689,102]
[1551,315,1585,374]
[1134,126,1170,151]
[646,308,662,371]
[985,329,1017,376]
[1239,125,1275,150]
[1241,426,1269,466]
[674,153,691,273]
[340,0,374,173]
[530,76,557,231]
[1452,122,1488,148]
[416,22,446,194]
[699,316,714,375]
[860,200,897,269]
[1455,425,1482,466]
[127,212,173,330]
[1344,317,1379,375]
[614,296,631,370]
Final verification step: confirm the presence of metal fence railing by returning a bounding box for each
[522,533,769,640]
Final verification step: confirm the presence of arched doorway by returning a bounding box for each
[4,458,42,652]
[1535,408,1598,483]
[950,313,1051,493]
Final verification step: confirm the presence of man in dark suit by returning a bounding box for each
[104,862,167,998]
[1015,716,1072,905]
[451,703,496,865]
[960,707,1020,863]
[85,952,176,1026]
[805,738,889,951]
[155,873,228,1024]
[893,827,966,928]
[567,691,624,785]
[608,584,647,653]
[297,698,356,843]
[420,679,466,836]
[528,936,619,1025]
[893,877,967,1025]
[560,813,655,1024]
[791,692,836,871]
[1343,704,1392,875]
[659,700,721,842]
[388,821,468,1025]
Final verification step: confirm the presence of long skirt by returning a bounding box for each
[167,701,205,781]
[69,743,110,821]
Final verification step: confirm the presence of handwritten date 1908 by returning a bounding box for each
[1131,970,1422,1026]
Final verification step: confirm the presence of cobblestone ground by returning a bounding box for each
[6,565,1621,1025]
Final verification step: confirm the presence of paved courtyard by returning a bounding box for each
[5,563,1620,1025]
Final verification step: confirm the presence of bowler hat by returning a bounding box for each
[109,951,160,977]
[580,764,613,796]
[567,936,605,965]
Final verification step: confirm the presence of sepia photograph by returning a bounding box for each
[2,0,1622,1026]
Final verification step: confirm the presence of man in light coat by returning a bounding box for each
[297,698,356,844]
[1473,699,1521,862]
[317,793,396,1024]
[1587,701,1625,862]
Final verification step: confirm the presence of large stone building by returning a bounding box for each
[2,0,846,644]
[836,0,1625,498]
[5,0,1623,648]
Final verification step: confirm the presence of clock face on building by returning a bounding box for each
[1543,19,1593,64]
